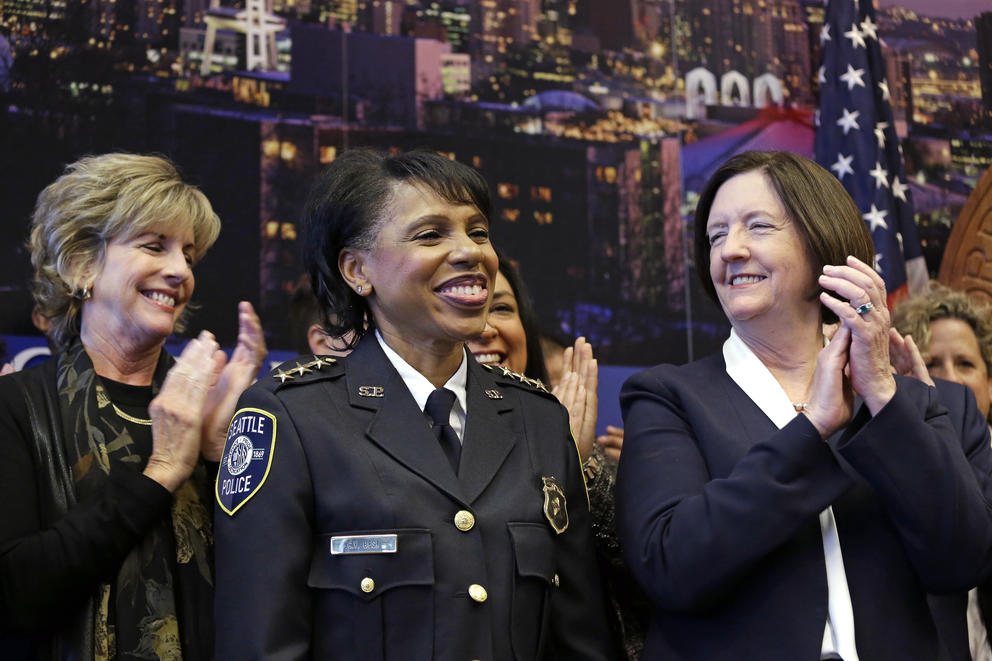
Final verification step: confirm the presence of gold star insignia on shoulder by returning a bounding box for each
[292,362,313,376]
[497,365,515,377]
[525,377,549,391]
[273,369,294,384]
[509,370,528,383]
[311,355,337,368]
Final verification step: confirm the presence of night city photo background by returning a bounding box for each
[0,0,989,388]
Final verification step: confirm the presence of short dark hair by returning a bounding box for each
[494,249,550,384]
[303,148,491,346]
[693,150,874,324]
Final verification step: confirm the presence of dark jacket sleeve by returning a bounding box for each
[544,404,619,660]
[0,374,172,632]
[214,385,314,661]
[835,377,992,592]
[616,365,851,612]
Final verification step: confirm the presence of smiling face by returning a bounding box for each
[82,221,196,352]
[348,182,498,357]
[706,170,817,327]
[467,271,528,373]
[925,317,992,417]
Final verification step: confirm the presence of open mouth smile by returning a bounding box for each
[472,351,505,365]
[436,275,489,307]
[730,275,766,286]
[142,290,178,309]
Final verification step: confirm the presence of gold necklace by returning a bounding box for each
[111,403,153,426]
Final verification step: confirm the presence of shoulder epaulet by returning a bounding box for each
[479,363,552,395]
[269,354,345,390]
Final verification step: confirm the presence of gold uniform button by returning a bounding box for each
[553,573,560,587]
[454,510,475,531]
[360,577,375,593]
[468,584,488,603]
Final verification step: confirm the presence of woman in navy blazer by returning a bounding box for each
[616,151,992,660]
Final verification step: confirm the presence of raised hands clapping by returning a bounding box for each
[803,256,898,437]
[144,302,267,491]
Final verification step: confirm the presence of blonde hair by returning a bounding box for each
[29,153,221,349]
[892,282,992,374]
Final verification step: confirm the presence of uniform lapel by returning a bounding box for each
[457,357,517,504]
[346,335,467,505]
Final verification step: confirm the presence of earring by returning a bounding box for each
[76,286,91,301]
[356,285,362,294]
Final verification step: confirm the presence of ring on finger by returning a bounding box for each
[854,301,875,316]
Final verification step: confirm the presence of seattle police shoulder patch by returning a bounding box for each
[216,407,277,516]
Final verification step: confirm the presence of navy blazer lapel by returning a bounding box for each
[708,352,862,486]
[345,335,467,505]
[458,357,516,503]
[702,356,781,453]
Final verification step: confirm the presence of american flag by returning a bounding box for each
[814,0,928,307]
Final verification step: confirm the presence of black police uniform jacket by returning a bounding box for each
[214,334,617,661]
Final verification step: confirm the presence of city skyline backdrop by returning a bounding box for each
[877,0,988,20]
[0,0,989,370]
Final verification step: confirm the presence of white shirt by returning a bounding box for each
[723,329,859,661]
[376,330,468,442]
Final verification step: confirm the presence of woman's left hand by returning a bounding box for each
[818,255,897,415]
[889,328,935,386]
[552,337,598,462]
[596,425,624,463]
[200,301,268,462]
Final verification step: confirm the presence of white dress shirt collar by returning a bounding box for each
[375,330,468,441]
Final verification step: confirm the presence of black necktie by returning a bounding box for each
[425,387,461,472]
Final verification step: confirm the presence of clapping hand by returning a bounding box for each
[552,337,599,462]
[145,331,225,492]
[889,328,934,387]
[817,256,896,415]
[596,425,624,463]
[200,301,267,462]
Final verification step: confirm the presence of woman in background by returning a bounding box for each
[467,254,623,464]
[893,283,992,661]
[0,153,266,660]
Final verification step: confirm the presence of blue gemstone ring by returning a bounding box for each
[854,301,875,315]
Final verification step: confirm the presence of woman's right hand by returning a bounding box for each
[802,325,855,438]
[144,331,225,492]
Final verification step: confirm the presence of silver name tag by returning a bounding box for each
[330,534,398,555]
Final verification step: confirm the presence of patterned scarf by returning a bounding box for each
[57,340,214,661]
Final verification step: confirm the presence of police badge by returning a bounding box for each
[541,476,568,534]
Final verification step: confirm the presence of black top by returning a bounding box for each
[99,376,155,459]
[0,365,172,640]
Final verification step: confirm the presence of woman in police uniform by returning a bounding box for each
[214,149,616,660]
